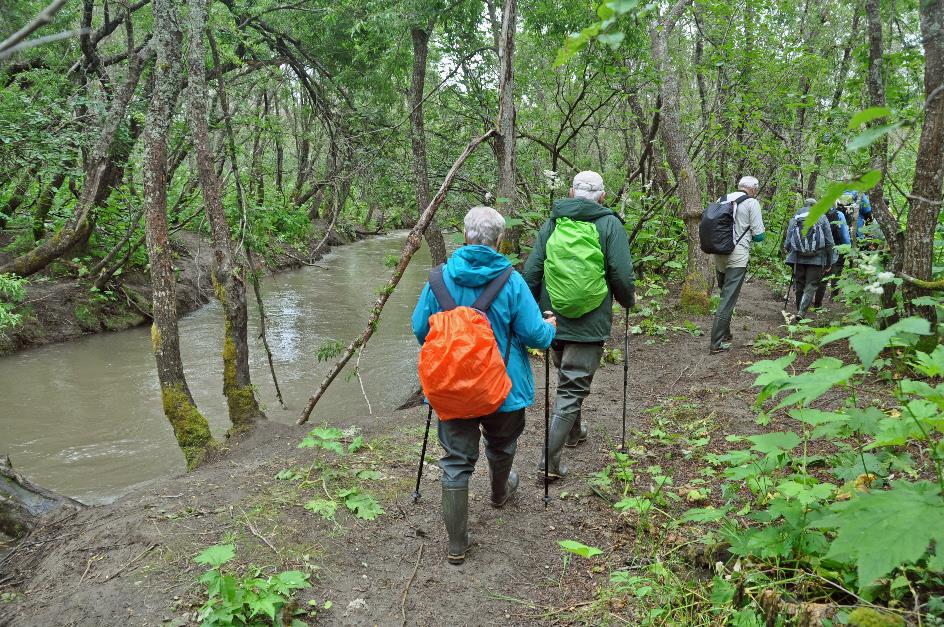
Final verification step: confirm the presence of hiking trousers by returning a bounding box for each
[814,255,844,306]
[551,340,604,424]
[794,263,826,316]
[438,409,525,489]
[710,266,748,349]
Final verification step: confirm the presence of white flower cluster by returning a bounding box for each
[543,169,562,190]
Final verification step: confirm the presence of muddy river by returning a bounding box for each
[1,232,436,504]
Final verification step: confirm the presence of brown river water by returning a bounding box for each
[0,232,436,504]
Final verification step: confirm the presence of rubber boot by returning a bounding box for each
[489,457,518,508]
[441,486,471,565]
[565,415,588,448]
[538,413,575,480]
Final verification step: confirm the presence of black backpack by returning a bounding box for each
[699,193,750,254]
[825,208,844,245]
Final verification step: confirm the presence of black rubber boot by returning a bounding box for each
[442,486,471,565]
[538,413,574,480]
[489,459,518,508]
[565,416,588,448]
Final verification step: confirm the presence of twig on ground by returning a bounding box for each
[99,543,157,583]
[400,543,424,627]
[238,507,278,554]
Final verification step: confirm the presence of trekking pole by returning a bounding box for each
[544,346,550,509]
[411,405,433,504]
[621,307,629,452]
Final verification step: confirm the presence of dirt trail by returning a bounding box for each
[0,279,787,626]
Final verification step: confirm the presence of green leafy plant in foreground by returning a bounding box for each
[193,544,311,626]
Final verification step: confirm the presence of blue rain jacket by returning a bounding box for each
[412,245,556,413]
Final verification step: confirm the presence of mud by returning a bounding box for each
[0,280,827,626]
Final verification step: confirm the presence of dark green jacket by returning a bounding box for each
[522,197,635,342]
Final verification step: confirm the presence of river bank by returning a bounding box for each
[0,220,360,356]
[1,279,814,626]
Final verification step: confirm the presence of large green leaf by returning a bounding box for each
[846,122,904,151]
[558,539,603,558]
[805,170,881,229]
[194,543,235,568]
[848,106,892,129]
[814,481,944,586]
[746,431,801,454]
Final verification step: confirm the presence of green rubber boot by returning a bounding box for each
[441,486,471,565]
[565,416,588,448]
[538,413,575,480]
[489,457,518,508]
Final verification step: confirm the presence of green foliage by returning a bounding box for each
[0,273,26,332]
[316,340,345,363]
[193,544,310,626]
[558,540,603,558]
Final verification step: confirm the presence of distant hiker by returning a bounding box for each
[814,198,852,306]
[522,171,634,482]
[411,205,557,566]
[784,198,834,318]
[706,176,766,355]
[842,189,873,239]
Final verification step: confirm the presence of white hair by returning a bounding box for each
[738,176,759,191]
[572,171,605,202]
[464,205,505,248]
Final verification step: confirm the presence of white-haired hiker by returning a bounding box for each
[709,176,766,355]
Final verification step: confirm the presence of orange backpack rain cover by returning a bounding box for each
[418,266,513,420]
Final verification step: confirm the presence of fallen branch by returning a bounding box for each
[400,544,424,627]
[99,543,157,583]
[297,128,496,424]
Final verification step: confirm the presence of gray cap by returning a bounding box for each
[572,170,604,192]
[804,197,816,206]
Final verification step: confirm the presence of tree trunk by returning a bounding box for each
[650,1,706,308]
[188,0,265,430]
[865,0,905,316]
[143,0,214,471]
[496,0,518,254]
[410,25,448,266]
[902,0,944,324]
[31,172,67,241]
[1,455,84,539]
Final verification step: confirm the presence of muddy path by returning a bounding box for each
[0,279,789,626]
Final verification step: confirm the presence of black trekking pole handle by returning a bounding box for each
[621,307,629,452]
[412,405,433,503]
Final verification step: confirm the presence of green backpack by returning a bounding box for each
[544,217,608,318]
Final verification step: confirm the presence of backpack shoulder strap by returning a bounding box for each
[428,264,457,311]
[472,267,514,312]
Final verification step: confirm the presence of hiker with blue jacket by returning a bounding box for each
[814,198,852,306]
[412,205,557,565]
[709,176,766,354]
[784,198,834,318]
[523,171,635,482]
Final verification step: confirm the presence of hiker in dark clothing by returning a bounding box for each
[522,171,634,481]
[412,205,556,565]
[814,198,852,306]
[784,199,834,318]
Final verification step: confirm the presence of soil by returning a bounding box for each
[0,220,356,356]
[0,279,839,626]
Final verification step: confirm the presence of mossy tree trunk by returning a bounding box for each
[650,0,709,311]
[143,0,214,470]
[187,0,265,431]
[902,0,944,332]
